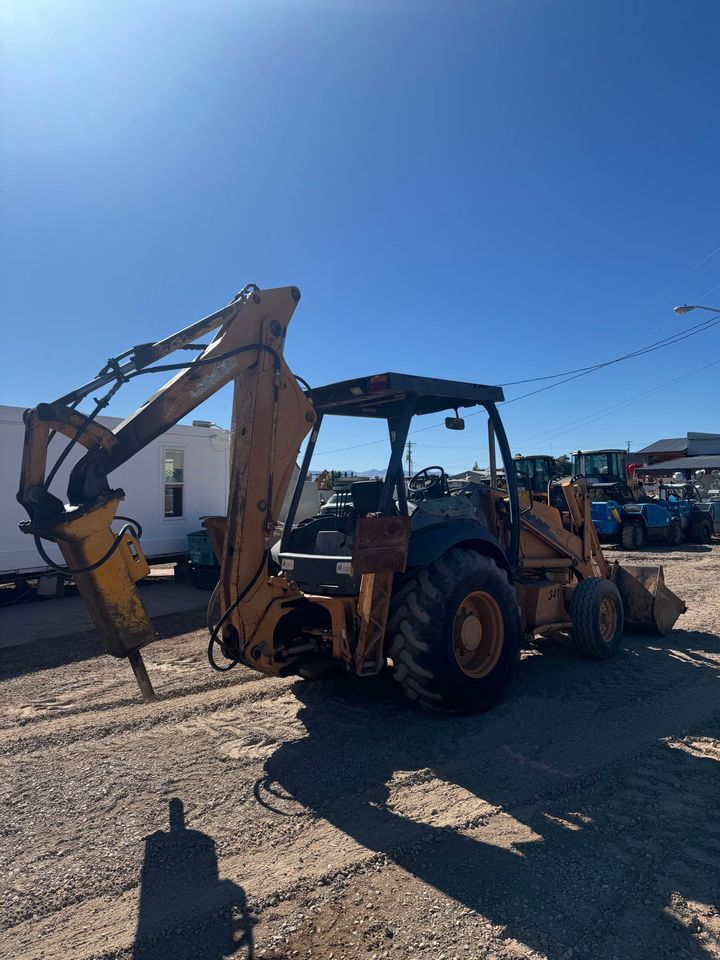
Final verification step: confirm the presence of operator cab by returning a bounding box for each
[275,372,519,596]
[572,449,629,486]
[513,455,557,497]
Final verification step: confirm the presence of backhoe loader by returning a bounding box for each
[17,285,687,712]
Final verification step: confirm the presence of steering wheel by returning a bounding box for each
[408,466,448,501]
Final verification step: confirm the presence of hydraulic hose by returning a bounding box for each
[33,516,143,577]
[207,551,270,672]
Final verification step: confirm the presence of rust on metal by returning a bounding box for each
[355,571,395,676]
[203,515,227,565]
[17,404,118,515]
[352,515,411,576]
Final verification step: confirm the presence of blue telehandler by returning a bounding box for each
[572,449,684,548]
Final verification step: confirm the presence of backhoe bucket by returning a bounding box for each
[611,563,687,636]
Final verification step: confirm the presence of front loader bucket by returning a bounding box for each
[611,563,687,636]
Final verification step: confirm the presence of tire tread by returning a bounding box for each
[387,548,521,713]
[570,577,624,660]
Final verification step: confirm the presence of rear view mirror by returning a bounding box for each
[445,417,465,431]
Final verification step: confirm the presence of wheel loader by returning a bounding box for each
[16,285,687,712]
[512,454,559,503]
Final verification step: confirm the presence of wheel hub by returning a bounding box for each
[452,591,504,678]
[598,596,617,642]
[460,616,483,651]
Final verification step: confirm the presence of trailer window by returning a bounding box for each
[164,448,184,518]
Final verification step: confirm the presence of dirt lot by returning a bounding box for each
[2,543,720,960]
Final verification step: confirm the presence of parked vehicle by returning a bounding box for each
[657,485,714,544]
[590,481,713,548]
[591,496,683,549]
[319,491,354,515]
[572,449,630,486]
[708,500,720,537]
[513,454,558,502]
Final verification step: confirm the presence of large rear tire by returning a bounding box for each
[690,518,712,544]
[387,549,521,713]
[620,522,645,550]
[570,578,624,660]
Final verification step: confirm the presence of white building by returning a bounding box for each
[1,405,230,578]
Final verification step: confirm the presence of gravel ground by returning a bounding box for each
[1,542,719,960]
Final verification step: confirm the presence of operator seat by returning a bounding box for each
[350,479,384,516]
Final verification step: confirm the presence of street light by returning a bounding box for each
[673,303,720,315]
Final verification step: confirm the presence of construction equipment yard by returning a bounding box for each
[2,539,719,960]
[6,5,720,960]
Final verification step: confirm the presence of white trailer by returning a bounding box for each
[0,405,230,581]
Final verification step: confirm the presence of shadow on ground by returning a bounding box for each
[260,632,720,959]
[0,608,207,681]
[133,798,255,960]
[607,542,714,554]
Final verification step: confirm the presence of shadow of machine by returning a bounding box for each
[259,635,720,959]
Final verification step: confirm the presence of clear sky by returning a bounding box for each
[2,0,719,474]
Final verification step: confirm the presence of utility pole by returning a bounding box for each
[625,440,633,454]
[405,441,414,478]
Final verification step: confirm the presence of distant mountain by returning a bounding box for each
[308,468,385,480]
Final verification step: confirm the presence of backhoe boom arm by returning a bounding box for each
[17,286,316,699]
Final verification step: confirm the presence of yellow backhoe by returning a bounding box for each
[17,285,686,712]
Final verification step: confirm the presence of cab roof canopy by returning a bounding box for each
[307,372,504,419]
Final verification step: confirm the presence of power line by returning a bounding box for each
[314,311,720,456]
[648,244,720,305]
[421,317,720,438]
[314,436,389,456]
[584,241,720,356]
[497,312,720,410]
[512,357,720,448]
[500,310,720,388]
[626,275,720,352]
[635,243,720,317]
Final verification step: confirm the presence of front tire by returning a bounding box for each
[668,520,683,546]
[570,578,624,660]
[387,549,521,713]
[620,522,645,550]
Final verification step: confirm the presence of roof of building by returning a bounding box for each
[636,437,688,455]
[641,455,720,474]
[448,469,494,481]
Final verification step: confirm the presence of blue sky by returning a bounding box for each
[2,0,720,473]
